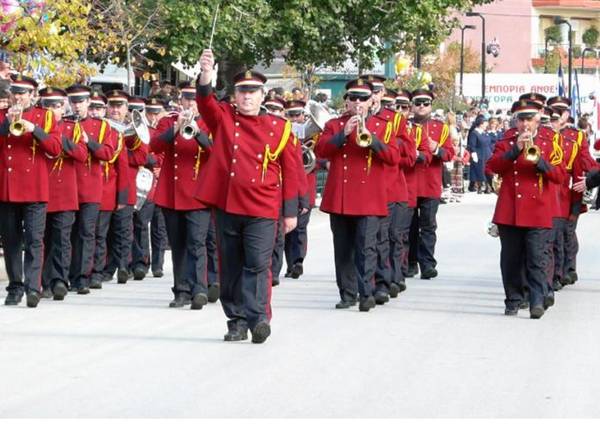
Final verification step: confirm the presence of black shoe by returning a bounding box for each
[4,291,23,306]
[251,321,271,344]
[207,284,220,303]
[272,279,280,287]
[543,295,555,310]
[530,305,545,319]
[133,267,146,281]
[398,281,407,293]
[77,286,90,295]
[519,300,529,310]
[335,300,356,309]
[53,282,68,301]
[169,294,191,308]
[26,291,40,308]
[389,283,400,298]
[566,271,578,284]
[406,264,419,278]
[284,270,292,278]
[505,307,519,316]
[41,288,53,299]
[152,269,164,278]
[117,269,129,284]
[101,273,113,282]
[224,322,248,342]
[374,291,389,305]
[420,268,438,280]
[89,279,102,290]
[358,296,376,312]
[552,280,563,291]
[191,293,208,310]
[290,263,303,279]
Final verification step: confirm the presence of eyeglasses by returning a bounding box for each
[286,111,302,117]
[266,106,283,113]
[398,105,410,111]
[413,100,431,107]
[347,94,371,102]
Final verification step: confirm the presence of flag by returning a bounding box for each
[572,69,581,119]
[557,62,565,97]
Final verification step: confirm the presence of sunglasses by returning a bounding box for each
[286,111,303,117]
[413,100,431,107]
[398,105,410,110]
[266,106,283,112]
[347,94,371,102]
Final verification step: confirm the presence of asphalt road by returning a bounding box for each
[0,193,598,417]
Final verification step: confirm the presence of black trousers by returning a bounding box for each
[130,201,154,272]
[0,202,47,295]
[271,216,285,281]
[162,208,211,297]
[215,209,276,329]
[408,197,439,271]
[330,214,379,302]
[390,202,412,285]
[375,203,394,293]
[91,210,113,284]
[43,211,76,290]
[104,205,134,276]
[69,203,100,289]
[564,217,579,276]
[206,218,219,285]
[498,225,550,309]
[151,205,167,272]
[284,209,312,269]
[552,217,567,283]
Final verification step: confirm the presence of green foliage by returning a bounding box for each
[582,26,599,47]
[545,25,562,44]
[573,45,582,59]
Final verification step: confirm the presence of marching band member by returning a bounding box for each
[66,85,118,293]
[0,75,62,307]
[196,49,300,343]
[487,100,565,318]
[284,99,312,280]
[38,88,88,301]
[407,88,453,280]
[315,78,400,312]
[150,81,217,309]
[89,90,130,288]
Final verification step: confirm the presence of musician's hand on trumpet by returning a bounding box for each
[516,130,531,152]
[343,115,360,136]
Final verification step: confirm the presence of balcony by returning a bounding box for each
[531,44,600,72]
[533,0,600,9]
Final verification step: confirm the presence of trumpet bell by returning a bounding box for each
[357,131,372,148]
[131,110,150,144]
[525,145,541,163]
[302,144,316,174]
[9,121,25,137]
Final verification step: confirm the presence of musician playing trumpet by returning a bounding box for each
[149,81,218,310]
[0,75,62,307]
[315,78,400,312]
[487,100,565,319]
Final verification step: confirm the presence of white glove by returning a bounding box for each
[471,152,479,163]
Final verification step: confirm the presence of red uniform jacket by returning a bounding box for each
[315,112,400,216]
[0,106,62,202]
[376,108,416,204]
[150,115,211,211]
[99,133,128,211]
[75,117,118,204]
[196,86,300,220]
[488,130,566,229]
[47,120,89,212]
[412,118,455,199]
[404,119,433,208]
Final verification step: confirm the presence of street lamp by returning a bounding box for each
[466,12,486,102]
[554,16,572,96]
[581,47,595,73]
[459,24,476,97]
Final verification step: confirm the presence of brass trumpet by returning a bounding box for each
[355,106,371,148]
[523,131,540,163]
[9,104,25,137]
[180,109,199,140]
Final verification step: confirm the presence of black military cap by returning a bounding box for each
[519,92,546,107]
[411,88,435,102]
[343,78,374,100]
[145,97,165,113]
[90,90,107,108]
[511,99,542,118]
[128,96,146,111]
[381,89,397,105]
[233,70,267,92]
[39,87,67,108]
[547,95,571,110]
[395,89,412,105]
[10,74,38,93]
